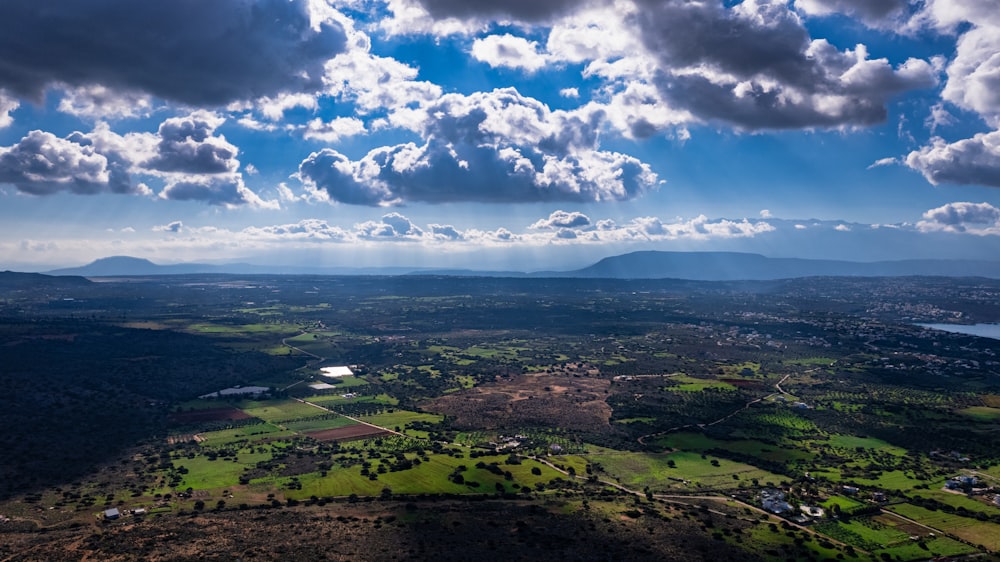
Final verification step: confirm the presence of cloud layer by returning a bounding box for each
[0,0,347,105]
[298,89,658,205]
[0,113,273,207]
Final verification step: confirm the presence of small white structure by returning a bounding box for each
[199,386,270,398]
[309,382,337,390]
[800,505,825,518]
[320,366,354,378]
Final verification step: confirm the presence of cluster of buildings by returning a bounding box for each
[103,507,146,521]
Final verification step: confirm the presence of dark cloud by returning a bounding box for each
[146,113,239,174]
[633,0,937,129]
[298,149,394,206]
[0,130,110,195]
[0,0,347,105]
[636,0,816,88]
[413,0,599,22]
[659,73,886,129]
[160,175,261,207]
[905,131,1000,188]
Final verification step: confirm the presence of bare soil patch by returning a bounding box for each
[169,408,253,424]
[424,372,612,432]
[306,424,389,442]
[719,378,764,389]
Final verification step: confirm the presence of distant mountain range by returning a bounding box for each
[557,251,1000,280]
[45,256,428,277]
[41,252,1000,281]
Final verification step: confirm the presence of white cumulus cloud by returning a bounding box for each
[471,34,549,72]
[905,131,1000,188]
[917,201,1000,234]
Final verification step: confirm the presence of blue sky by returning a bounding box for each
[0,0,998,272]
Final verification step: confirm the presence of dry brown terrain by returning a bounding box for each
[0,499,766,561]
[168,407,254,424]
[306,425,390,442]
[424,372,612,432]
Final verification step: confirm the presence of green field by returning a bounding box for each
[957,406,1000,421]
[846,470,921,491]
[267,453,564,499]
[358,410,444,434]
[827,434,908,455]
[587,449,783,491]
[888,503,1000,551]
[185,323,300,336]
[303,393,399,407]
[238,399,326,423]
[667,374,737,392]
[658,431,814,463]
[197,423,292,446]
[282,415,358,433]
[820,495,865,512]
[813,517,975,560]
[172,451,272,490]
[784,357,836,367]
[916,485,1000,516]
[614,417,657,425]
[309,375,370,389]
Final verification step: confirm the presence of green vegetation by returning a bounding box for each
[239,399,324,423]
[668,374,738,392]
[813,518,976,560]
[957,406,1000,421]
[588,449,782,491]
[3,274,1000,559]
[197,423,292,446]
[887,503,1000,551]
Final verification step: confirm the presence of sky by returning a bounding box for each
[0,0,999,272]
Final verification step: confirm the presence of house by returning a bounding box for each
[842,485,860,494]
[104,508,120,520]
[945,475,978,490]
[761,489,793,514]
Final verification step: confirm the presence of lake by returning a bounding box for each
[918,323,1000,341]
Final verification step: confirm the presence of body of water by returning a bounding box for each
[918,323,1000,341]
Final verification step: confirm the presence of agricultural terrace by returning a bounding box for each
[887,503,1000,551]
